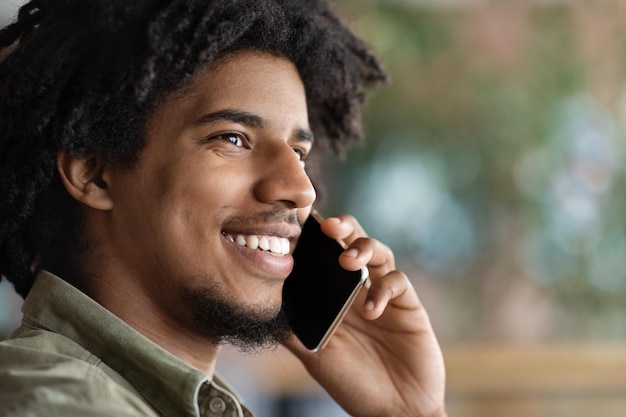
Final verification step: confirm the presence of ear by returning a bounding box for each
[56,151,114,211]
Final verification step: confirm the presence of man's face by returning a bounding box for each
[104,50,316,346]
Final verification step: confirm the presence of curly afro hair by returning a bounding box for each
[0,0,387,297]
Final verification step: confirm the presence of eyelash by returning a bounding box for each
[293,147,307,162]
[213,132,246,147]
[208,131,309,162]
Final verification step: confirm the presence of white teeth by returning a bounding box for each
[227,233,290,256]
[281,238,290,254]
[258,236,270,251]
[245,235,259,250]
[269,238,282,254]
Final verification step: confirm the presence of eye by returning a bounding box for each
[293,147,306,161]
[291,141,311,166]
[212,132,246,147]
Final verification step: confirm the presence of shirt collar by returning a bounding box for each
[22,270,214,417]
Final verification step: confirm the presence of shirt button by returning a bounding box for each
[209,397,227,415]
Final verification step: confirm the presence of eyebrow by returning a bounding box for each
[295,128,314,144]
[195,109,314,144]
[196,109,264,128]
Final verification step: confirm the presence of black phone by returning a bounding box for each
[282,210,369,352]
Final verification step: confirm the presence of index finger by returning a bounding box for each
[319,214,367,245]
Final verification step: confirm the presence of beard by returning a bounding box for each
[181,283,291,352]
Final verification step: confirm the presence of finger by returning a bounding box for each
[361,270,418,320]
[338,237,396,274]
[320,214,367,245]
[319,215,396,273]
[283,332,309,357]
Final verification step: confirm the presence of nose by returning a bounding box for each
[254,144,317,209]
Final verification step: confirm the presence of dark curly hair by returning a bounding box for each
[0,0,387,298]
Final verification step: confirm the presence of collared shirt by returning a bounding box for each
[0,271,254,417]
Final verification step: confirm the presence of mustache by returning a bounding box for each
[221,208,302,229]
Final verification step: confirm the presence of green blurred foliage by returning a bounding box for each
[328,0,626,343]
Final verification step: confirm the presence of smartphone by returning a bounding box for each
[282,210,369,352]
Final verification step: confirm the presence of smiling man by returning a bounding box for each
[68,52,317,360]
[0,1,447,417]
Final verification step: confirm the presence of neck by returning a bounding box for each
[76,265,220,375]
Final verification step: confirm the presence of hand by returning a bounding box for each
[284,214,447,417]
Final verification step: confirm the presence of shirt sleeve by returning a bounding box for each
[0,371,161,417]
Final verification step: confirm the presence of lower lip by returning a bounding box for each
[224,237,294,276]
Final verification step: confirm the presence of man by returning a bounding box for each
[0,1,447,416]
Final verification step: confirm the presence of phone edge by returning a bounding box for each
[308,266,369,352]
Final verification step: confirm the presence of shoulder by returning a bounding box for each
[0,329,159,417]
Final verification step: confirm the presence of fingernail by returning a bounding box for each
[343,248,359,258]
[364,300,375,311]
[327,217,341,224]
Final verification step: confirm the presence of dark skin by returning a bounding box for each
[57,50,447,417]
[285,215,447,417]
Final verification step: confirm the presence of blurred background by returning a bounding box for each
[2,0,626,416]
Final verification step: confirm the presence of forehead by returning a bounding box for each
[145,50,311,140]
[173,50,306,108]
[150,50,308,127]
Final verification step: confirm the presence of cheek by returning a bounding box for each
[127,155,259,240]
[175,172,248,216]
[154,165,252,233]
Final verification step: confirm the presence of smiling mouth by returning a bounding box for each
[223,233,291,257]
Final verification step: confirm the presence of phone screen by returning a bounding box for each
[282,212,368,352]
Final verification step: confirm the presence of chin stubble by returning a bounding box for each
[181,284,291,352]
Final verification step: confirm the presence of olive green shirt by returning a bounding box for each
[0,271,254,417]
